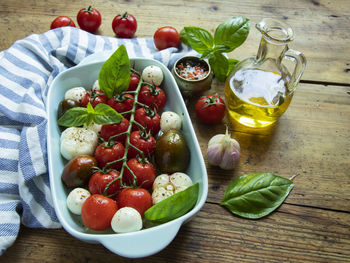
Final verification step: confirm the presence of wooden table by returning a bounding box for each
[1,0,349,262]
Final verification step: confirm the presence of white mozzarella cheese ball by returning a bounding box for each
[66,188,91,215]
[141,65,164,86]
[60,127,98,160]
[65,87,86,103]
[170,172,193,193]
[84,122,102,136]
[111,207,142,233]
[151,187,174,205]
[160,111,182,132]
[92,80,100,90]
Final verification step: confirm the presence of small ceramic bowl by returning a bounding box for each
[172,56,213,97]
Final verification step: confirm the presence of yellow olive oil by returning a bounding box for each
[225,68,293,128]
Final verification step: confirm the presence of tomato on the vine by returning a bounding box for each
[77,6,102,32]
[153,26,180,50]
[112,12,137,38]
[81,194,117,231]
[123,158,156,189]
[50,16,76,30]
[94,142,125,170]
[195,94,226,124]
[80,89,107,108]
[133,107,160,136]
[138,85,166,111]
[100,118,130,144]
[128,73,140,91]
[128,130,156,158]
[117,188,152,218]
[89,170,121,199]
[107,93,134,119]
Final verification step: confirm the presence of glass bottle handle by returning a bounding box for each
[283,49,307,91]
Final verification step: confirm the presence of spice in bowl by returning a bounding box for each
[176,61,209,81]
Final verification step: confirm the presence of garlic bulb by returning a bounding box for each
[206,127,240,170]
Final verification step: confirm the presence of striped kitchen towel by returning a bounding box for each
[0,26,196,254]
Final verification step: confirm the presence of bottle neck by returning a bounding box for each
[256,37,288,63]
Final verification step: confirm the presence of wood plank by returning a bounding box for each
[2,203,350,262]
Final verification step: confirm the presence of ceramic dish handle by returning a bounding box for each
[99,222,182,258]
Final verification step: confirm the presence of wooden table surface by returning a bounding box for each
[1,0,349,262]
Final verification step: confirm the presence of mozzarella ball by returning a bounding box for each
[160,111,182,132]
[152,174,171,190]
[111,207,142,233]
[65,87,86,103]
[141,65,163,86]
[170,172,193,191]
[84,122,102,135]
[92,80,100,90]
[60,127,98,160]
[152,187,174,204]
[66,188,91,215]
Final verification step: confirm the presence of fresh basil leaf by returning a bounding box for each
[209,52,229,82]
[92,103,123,125]
[144,183,199,224]
[214,16,250,53]
[227,58,239,75]
[181,27,214,53]
[57,107,88,127]
[99,45,130,99]
[179,29,190,46]
[220,173,294,219]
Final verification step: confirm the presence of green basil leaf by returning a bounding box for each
[209,52,229,82]
[92,103,123,125]
[144,183,199,224]
[181,27,214,53]
[220,173,294,219]
[227,58,239,75]
[98,45,130,98]
[57,107,88,127]
[214,16,250,53]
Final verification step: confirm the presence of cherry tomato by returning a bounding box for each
[112,12,137,38]
[77,6,102,32]
[153,26,180,50]
[128,73,140,91]
[107,93,134,119]
[94,142,125,170]
[50,16,76,30]
[138,85,166,111]
[100,118,130,144]
[128,130,156,158]
[133,107,160,136]
[117,188,152,218]
[195,94,226,124]
[123,158,156,189]
[80,89,108,108]
[81,194,118,231]
[89,170,121,199]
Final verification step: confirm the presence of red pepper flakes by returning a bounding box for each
[176,61,209,81]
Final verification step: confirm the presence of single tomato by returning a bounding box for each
[89,170,121,199]
[107,93,134,119]
[138,85,166,111]
[80,89,108,108]
[133,107,160,136]
[195,94,226,124]
[128,130,156,158]
[100,118,130,144]
[117,188,152,218]
[153,26,180,50]
[128,73,140,91]
[123,158,156,189]
[77,6,102,32]
[81,194,118,231]
[112,12,137,38]
[94,142,125,170]
[50,16,76,29]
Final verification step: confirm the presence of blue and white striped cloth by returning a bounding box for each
[0,26,195,254]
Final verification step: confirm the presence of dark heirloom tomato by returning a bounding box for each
[107,93,134,119]
[195,94,226,124]
[127,130,156,158]
[112,12,137,38]
[138,85,166,111]
[100,118,130,143]
[123,158,156,189]
[57,99,80,119]
[77,6,101,32]
[133,107,160,136]
[81,194,118,231]
[153,26,180,50]
[94,142,125,170]
[80,89,108,108]
[50,16,76,29]
[61,155,97,188]
[89,170,121,199]
[117,188,152,218]
[128,73,140,91]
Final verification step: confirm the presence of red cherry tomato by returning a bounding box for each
[117,188,152,218]
[94,142,125,170]
[80,89,108,108]
[50,16,76,30]
[153,26,180,50]
[107,93,134,119]
[123,158,156,189]
[133,107,160,136]
[128,73,140,91]
[81,194,118,231]
[77,6,102,32]
[195,94,226,124]
[89,170,121,199]
[100,118,130,144]
[112,12,137,38]
[128,130,156,158]
[138,85,166,111]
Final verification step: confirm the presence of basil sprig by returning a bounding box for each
[221,173,294,219]
[144,183,199,224]
[180,16,250,81]
[57,102,123,127]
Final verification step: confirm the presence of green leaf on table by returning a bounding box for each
[98,44,130,99]
[144,183,199,224]
[180,27,214,54]
[220,173,294,219]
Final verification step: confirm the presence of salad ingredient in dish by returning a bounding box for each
[141,65,164,86]
[107,93,134,119]
[128,72,140,91]
[66,188,91,215]
[138,84,166,111]
[50,16,76,29]
[206,127,240,170]
[153,26,180,50]
[112,12,137,38]
[133,107,161,136]
[117,188,152,218]
[127,130,156,158]
[94,141,125,170]
[160,111,182,132]
[88,170,121,199]
[65,87,87,103]
[111,207,142,233]
[195,94,226,124]
[81,88,108,108]
[100,118,130,144]
[77,6,102,32]
[123,158,156,189]
[57,99,80,120]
